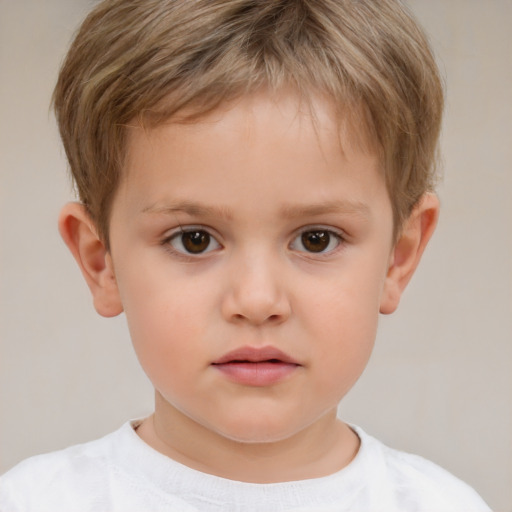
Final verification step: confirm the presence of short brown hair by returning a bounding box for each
[53,0,443,246]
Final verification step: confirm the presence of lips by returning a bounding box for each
[211,346,301,386]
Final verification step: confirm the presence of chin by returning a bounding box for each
[211,415,304,445]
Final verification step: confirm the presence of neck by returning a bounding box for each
[135,393,360,483]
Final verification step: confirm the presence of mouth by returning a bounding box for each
[211,346,301,386]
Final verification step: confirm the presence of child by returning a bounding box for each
[0,0,490,510]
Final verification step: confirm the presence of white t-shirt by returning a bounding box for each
[0,420,489,512]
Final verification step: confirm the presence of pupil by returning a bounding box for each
[302,231,329,252]
[183,231,209,253]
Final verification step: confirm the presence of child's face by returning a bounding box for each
[107,92,395,443]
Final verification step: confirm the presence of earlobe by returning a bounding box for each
[58,202,123,317]
[379,193,439,315]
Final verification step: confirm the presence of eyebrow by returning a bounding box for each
[142,201,233,220]
[280,200,371,219]
[142,199,370,220]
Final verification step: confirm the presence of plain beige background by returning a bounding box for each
[1,1,511,510]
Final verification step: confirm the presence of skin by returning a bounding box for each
[59,91,439,483]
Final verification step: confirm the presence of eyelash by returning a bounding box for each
[161,226,345,258]
[162,226,221,258]
[290,227,345,257]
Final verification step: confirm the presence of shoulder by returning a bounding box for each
[0,421,197,512]
[0,425,124,512]
[353,426,490,512]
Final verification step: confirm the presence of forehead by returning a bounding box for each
[107,90,394,252]
[117,91,385,211]
[130,89,379,161]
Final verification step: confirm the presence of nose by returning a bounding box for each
[221,251,291,326]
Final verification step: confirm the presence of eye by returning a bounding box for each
[167,229,220,255]
[290,228,342,254]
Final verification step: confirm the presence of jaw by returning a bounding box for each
[140,402,359,483]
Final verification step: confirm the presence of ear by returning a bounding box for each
[58,202,123,317]
[380,193,439,314]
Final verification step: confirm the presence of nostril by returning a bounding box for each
[222,289,291,325]
[230,312,284,325]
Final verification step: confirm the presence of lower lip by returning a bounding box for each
[212,362,299,386]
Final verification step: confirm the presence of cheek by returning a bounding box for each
[118,271,210,381]
[299,267,383,392]
[302,261,383,341]
[316,294,377,373]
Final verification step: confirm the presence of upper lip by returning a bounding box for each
[212,346,300,365]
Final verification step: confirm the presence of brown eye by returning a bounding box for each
[301,231,330,252]
[169,229,220,255]
[182,231,210,253]
[290,229,341,254]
